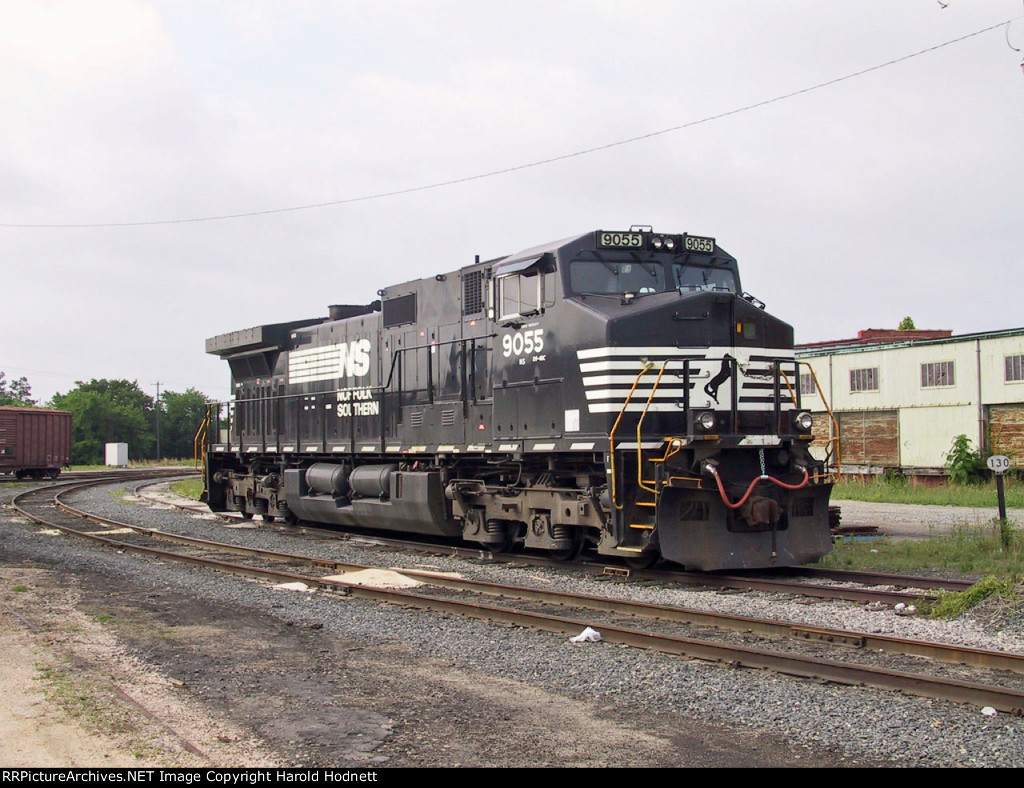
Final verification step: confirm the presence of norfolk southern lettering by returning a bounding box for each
[337,388,380,418]
[204,228,834,571]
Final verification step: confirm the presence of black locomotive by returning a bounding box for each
[203,228,834,570]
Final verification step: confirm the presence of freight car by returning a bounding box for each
[0,406,72,479]
[203,228,836,571]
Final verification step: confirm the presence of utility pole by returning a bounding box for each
[153,381,161,461]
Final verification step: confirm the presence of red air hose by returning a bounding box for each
[707,465,809,510]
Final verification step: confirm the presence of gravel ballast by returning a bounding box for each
[2,480,1022,767]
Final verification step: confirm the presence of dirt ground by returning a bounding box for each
[0,557,866,769]
[838,499,1024,536]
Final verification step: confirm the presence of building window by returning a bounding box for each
[1006,354,1024,383]
[921,361,955,388]
[850,367,878,392]
[799,373,816,396]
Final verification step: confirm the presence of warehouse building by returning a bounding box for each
[795,328,1024,478]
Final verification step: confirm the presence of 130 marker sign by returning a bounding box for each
[987,455,1011,475]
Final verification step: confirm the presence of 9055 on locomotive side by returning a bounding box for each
[203,228,835,570]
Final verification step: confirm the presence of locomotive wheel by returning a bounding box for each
[280,511,299,526]
[240,511,254,520]
[624,550,660,570]
[261,514,276,523]
[549,532,585,562]
[479,527,517,554]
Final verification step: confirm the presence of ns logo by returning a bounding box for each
[339,339,372,377]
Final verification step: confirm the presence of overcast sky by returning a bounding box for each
[2,0,1022,405]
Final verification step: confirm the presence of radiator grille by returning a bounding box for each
[463,270,484,315]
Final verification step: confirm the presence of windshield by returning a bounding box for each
[673,264,737,293]
[569,260,665,295]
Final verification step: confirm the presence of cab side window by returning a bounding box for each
[498,272,539,321]
[496,271,555,322]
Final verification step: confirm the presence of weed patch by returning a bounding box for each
[917,576,1021,619]
[35,663,165,761]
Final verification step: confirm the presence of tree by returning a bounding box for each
[50,379,155,464]
[898,316,916,330]
[159,388,210,459]
[0,372,37,406]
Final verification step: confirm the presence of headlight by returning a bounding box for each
[651,236,664,250]
[663,237,676,250]
[697,411,716,431]
[794,411,813,432]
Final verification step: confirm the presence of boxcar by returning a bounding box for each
[0,406,72,478]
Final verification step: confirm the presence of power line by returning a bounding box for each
[2,18,1016,230]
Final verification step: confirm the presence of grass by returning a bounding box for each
[37,664,113,724]
[71,459,198,471]
[819,518,1024,578]
[169,478,204,500]
[832,476,1024,508]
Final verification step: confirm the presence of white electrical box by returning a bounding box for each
[105,442,129,466]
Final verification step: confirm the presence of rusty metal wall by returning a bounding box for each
[989,404,1024,463]
[836,410,899,467]
[808,412,833,463]
[809,413,832,445]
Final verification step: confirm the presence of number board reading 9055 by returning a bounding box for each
[683,235,715,253]
[596,231,644,249]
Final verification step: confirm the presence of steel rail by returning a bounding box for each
[787,566,973,592]
[25,479,1024,678]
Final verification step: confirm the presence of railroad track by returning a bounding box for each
[10,474,1024,716]
[0,467,199,484]
[135,479,970,607]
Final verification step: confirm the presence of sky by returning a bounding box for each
[2,0,1022,405]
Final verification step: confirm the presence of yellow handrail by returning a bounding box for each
[193,406,213,491]
[609,360,653,511]
[636,361,669,495]
[795,361,841,480]
[778,365,799,407]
